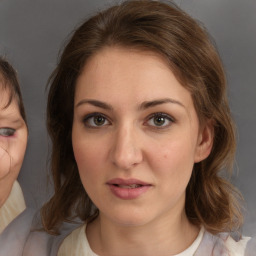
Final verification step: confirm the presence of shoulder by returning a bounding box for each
[0,207,82,256]
[0,180,26,233]
[58,223,94,256]
[225,235,251,256]
[196,230,252,256]
[244,236,256,256]
[0,207,36,256]
[23,214,82,256]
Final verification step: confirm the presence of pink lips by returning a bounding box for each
[106,178,152,200]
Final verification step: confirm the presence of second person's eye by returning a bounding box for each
[0,127,16,137]
[83,113,110,127]
[145,113,174,128]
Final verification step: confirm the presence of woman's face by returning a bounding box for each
[0,89,27,206]
[72,47,213,227]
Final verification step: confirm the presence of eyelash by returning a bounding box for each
[83,113,111,128]
[0,127,16,137]
[82,112,174,129]
[145,112,175,129]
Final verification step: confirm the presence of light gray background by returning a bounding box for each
[0,0,255,236]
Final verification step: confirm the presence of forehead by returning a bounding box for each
[0,75,14,101]
[75,47,193,108]
[0,87,18,111]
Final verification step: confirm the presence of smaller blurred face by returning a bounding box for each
[72,47,213,227]
[0,88,28,207]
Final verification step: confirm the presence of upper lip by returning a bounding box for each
[106,178,151,186]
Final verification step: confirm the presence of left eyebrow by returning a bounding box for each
[75,99,113,111]
[139,98,185,110]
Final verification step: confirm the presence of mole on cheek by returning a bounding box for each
[163,154,168,159]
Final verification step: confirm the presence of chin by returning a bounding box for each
[102,207,154,227]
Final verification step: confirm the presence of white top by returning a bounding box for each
[58,223,251,256]
[58,225,205,256]
[174,227,204,256]
[0,180,26,233]
[225,235,251,256]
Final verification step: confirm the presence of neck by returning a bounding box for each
[87,209,199,256]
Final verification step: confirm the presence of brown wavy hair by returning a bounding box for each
[42,0,243,235]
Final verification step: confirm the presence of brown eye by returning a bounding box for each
[0,128,16,137]
[146,113,174,128]
[93,115,106,126]
[83,113,110,128]
[153,116,166,126]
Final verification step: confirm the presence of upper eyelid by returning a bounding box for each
[0,127,16,130]
[83,112,111,121]
[146,112,175,121]
[81,112,175,121]
[0,118,24,125]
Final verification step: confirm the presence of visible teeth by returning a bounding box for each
[117,184,141,188]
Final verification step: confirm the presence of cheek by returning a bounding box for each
[0,134,27,179]
[152,138,195,168]
[73,138,105,181]
[72,138,107,204]
[0,146,11,178]
[10,139,27,174]
[149,139,195,187]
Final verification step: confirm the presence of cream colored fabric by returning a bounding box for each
[58,224,96,256]
[58,223,251,256]
[0,180,26,233]
[58,225,204,256]
[174,227,204,256]
[225,235,251,256]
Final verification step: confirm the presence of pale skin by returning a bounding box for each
[0,88,27,207]
[72,47,214,256]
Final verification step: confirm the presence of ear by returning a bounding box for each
[194,120,214,163]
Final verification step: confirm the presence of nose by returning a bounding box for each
[110,125,143,170]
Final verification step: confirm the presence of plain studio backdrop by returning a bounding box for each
[0,0,255,236]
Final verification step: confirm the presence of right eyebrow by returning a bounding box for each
[75,99,113,111]
[139,98,185,110]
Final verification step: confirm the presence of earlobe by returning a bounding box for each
[194,120,214,163]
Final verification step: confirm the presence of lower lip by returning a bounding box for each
[108,184,151,200]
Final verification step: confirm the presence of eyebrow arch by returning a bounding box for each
[75,98,185,111]
[75,99,113,111]
[139,98,185,110]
